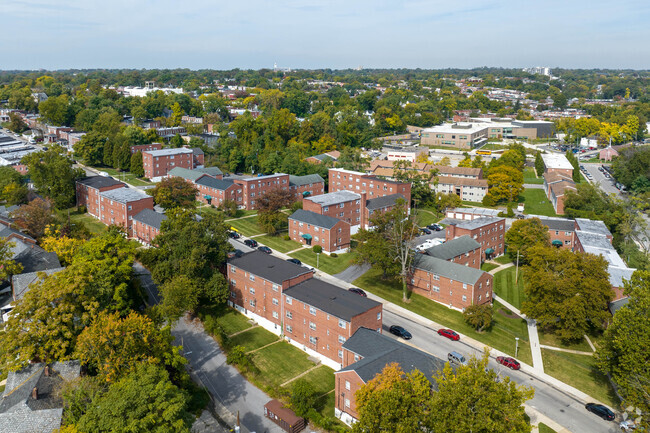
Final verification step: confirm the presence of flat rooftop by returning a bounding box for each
[100,187,150,203]
[305,191,360,206]
[542,153,574,170]
[422,122,488,135]
[143,148,193,156]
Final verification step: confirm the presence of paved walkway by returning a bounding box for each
[280,363,322,387]
[524,183,545,189]
[540,345,594,356]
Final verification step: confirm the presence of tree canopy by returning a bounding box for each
[504,217,551,263]
[148,177,197,209]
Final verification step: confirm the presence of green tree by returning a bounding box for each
[353,363,432,433]
[0,166,28,205]
[462,304,493,332]
[534,151,544,177]
[504,217,551,263]
[595,271,650,429]
[39,94,71,125]
[521,245,613,341]
[73,131,105,166]
[10,198,54,238]
[485,165,524,204]
[257,188,294,235]
[430,351,534,433]
[22,146,85,209]
[0,237,23,281]
[148,177,197,209]
[74,311,186,382]
[564,150,581,183]
[76,363,192,433]
[7,113,28,133]
[130,151,144,177]
[289,379,317,418]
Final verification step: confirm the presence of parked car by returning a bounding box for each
[437,328,460,341]
[447,351,467,366]
[348,287,367,297]
[258,246,272,254]
[286,258,302,265]
[585,403,615,421]
[228,231,240,239]
[244,239,258,248]
[227,249,244,259]
[428,223,443,231]
[496,356,521,370]
[389,325,412,340]
[420,227,431,235]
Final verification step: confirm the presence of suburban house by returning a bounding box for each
[434,176,488,202]
[0,361,82,433]
[424,235,482,268]
[227,252,381,369]
[409,254,493,310]
[75,176,126,218]
[288,174,325,201]
[132,209,167,245]
[328,168,412,205]
[305,150,340,164]
[334,327,445,425]
[288,209,351,254]
[446,217,506,259]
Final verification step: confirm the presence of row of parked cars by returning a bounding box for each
[419,223,443,235]
[227,231,272,258]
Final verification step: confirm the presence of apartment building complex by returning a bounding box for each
[132,209,167,245]
[543,171,576,214]
[288,209,351,254]
[328,168,411,204]
[95,187,153,233]
[76,176,126,217]
[142,148,205,180]
[446,217,506,259]
[130,143,163,154]
[288,174,325,200]
[434,176,488,201]
[423,235,482,268]
[303,191,361,226]
[227,252,382,369]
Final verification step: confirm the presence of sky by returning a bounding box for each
[2,0,650,70]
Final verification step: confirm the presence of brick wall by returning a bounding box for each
[446,220,505,257]
[97,195,154,233]
[409,267,493,309]
[76,182,125,217]
[132,220,161,245]
[234,174,290,210]
[335,370,364,421]
[291,182,325,202]
[444,246,482,268]
[142,151,194,179]
[328,169,412,203]
[303,197,360,226]
[288,218,351,253]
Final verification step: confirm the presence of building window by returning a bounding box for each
[286,297,292,305]
[338,350,343,359]
[377,312,381,320]
[249,299,255,307]
[230,279,236,286]
[249,275,255,282]
[272,298,279,306]
[338,319,346,329]
[309,306,316,315]
[463,283,467,290]
[249,287,255,295]
[345,380,351,390]
[433,274,440,281]
[286,311,293,319]
[272,284,280,292]
[230,291,236,298]
[309,336,317,345]
[309,322,316,330]
[286,325,293,333]
[432,285,440,292]
[272,311,279,319]
[338,335,346,344]
[354,354,360,362]
[345,398,350,408]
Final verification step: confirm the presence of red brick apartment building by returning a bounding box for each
[328,168,412,204]
[446,217,505,259]
[334,328,445,426]
[96,187,154,234]
[288,209,351,254]
[362,193,405,229]
[130,143,163,154]
[539,217,576,249]
[132,208,167,245]
[409,254,493,310]
[232,173,290,210]
[195,177,239,206]
[142,148,196,180]
[227,251,381,369]
[303,191,361,226]
[423,235,482,268]
[289,174,325,201]
[76,177,126,218]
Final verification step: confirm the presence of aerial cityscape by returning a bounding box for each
[0,2,649,433]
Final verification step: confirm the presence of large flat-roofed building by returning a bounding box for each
[96,187,154,233]
[541,154,574,177]
[446,217,505,259]
[384,146,428,162]
[420,123,488,149]
[76,176,126,218]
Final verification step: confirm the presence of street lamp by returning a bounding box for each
[515,337,520,357]
[316,252,320,269]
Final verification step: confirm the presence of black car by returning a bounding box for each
[348,287,367,297]
[585,403,615,421]
[286,258,302,265]
[420,227,431,235]
[258,246,272,254]
[228,231,240,239]
[428,223,443,231]
[227,249,244,259]
[244,239,258,248]
[389,325,412,340]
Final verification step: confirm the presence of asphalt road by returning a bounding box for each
[381,309,619,433]
[582,163,621,196]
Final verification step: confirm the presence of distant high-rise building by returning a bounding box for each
[523,66,551,76]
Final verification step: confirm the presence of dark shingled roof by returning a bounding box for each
[133,209,167,230]
[194,166,223,177]
[538,218,575,232]
[425,235,480,260]
[12,268,64,301]
[15,246,61,274]
[289,174,324,187]
[195,176,235,191]
[283,279,380,322]
[76,176,124,189]
[228,251,313,284]
[412,254,486,285]
[338,328,445,384]
[366,193,405,211]
[289,209,341,230]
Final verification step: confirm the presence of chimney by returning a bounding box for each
[359,193,367,229]
[31,387,38,400]
[44,365,50,377]
[446,224,455,240]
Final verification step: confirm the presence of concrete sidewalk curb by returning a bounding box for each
[526,405,573,433]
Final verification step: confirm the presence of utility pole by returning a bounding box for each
[515,249,520,283]
[515,337,520,357]
[316,252,320,269]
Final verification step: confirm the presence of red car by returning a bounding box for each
[496,356,521,370]
[437,329,460,341]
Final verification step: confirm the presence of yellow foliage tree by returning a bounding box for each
[41,225,83,266]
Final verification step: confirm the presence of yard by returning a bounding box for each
[537,330,595,353]
[229,327,279,352]
[541,349,618,407]
[493,267,526,310]
[493,255,513,265]
[97,167,152,187]
[198,304,253,336]
[61,209,107,235]
[523,168,544,184]
[289,249,359,275]
[520,188,558,217]
[254,234,302,253]
[480,263,499,272]
[414,208,442,227]
[228,215,265,236]
[252,341,318,388]
[538,423,557,433]
[353,267,532,365]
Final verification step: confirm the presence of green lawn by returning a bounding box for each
[224,209,258,219]
[65,210,106,235]
[229,327,279,352]
[414,209,441,227]
[283,365,335,396]
[479,143,509,151]
[289,249,359,275]
[252,342,318,388]
[520,189,558,217]
[541,349,618,408]
[99,167,152,187]
[228,215,265,236]
[493,267,526,310]
[199,305,253,336]
[481,263,499,272]
[494,255,513,265]
[523,168,544,184]
[538,423,557,433]
[537,330,593,353]
[353,267,532,365]
[255,234,302,253]
[462,200,498,208]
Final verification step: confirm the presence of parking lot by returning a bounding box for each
[580,163,622,196]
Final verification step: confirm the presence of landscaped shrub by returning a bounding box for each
[283,234,291,241]
[312,245,322,253]
[330,253,338,258]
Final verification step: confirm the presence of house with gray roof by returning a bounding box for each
[334,327,445,425]
[132,209,167,245]
[410,254,493,311]
[425,235,482,268]
[288,209,351,254]
[288,173,325,200]
[0,361,81,433]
